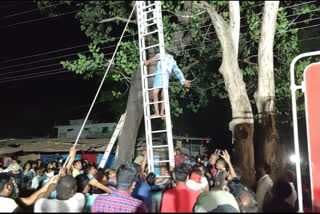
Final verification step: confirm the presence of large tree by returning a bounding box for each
[37,0,320,185]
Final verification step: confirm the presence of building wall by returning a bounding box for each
[55,123,117,139]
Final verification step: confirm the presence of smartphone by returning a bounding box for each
[215,149,224,156]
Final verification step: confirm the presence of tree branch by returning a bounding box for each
[99,16,136,24]
[162,10,206,18]
[181,60,200,73]
[229,1,240,56]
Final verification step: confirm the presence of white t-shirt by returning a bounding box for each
[286,182,297,208]
[256,174,273,212]
[186,177,209,193]
[34,193,85,212]
[0,197,19,212]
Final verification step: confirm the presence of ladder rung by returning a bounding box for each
[142,30,158,37]
[143,43,159,50]
[146,100,165,105]
[141,17,157,24]
[142,3,156,10]
[150,129,167,134]
[153,160,170,163]
[152,145,169,149]
[146,22,157,28]
[156,175,171,178]
[149,115,166,120]
[144,72,160,78]
[146,86,163,91]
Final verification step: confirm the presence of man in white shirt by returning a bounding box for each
[279,170,297,209]
[255,163,273,212]
[34,175,85,212]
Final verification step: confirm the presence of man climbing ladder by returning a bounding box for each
[144,52,191,117]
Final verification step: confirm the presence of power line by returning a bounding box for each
[0,70,68,83]
[2,22,320,85]
[0,2,319,75]
[0,2,66,20]
[0,1,317,65]
[0,9,81,29]
[1,15,320,78]
[0,67,66,81]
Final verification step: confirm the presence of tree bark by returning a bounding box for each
[254,1,284,179]
[196,1,255,187]
[114,68,143,169]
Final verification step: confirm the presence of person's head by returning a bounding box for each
[51,161,58,169]
[23,162,31,171]
[279,170,295,183]
[31,161,37,169]
[160,166,169,176]
[4,163,21,174]
[84,164,96,176]
[56,175,77,200]
[174,163,189,183]
[95,169,108,185]
[271,181,292,200]
[209,153,219,164]
[256,163,271,178]
[184,154,189,161]
[190,168,202,183]
[146,172,157,186]
[0,173,14,197]
[107,170,116,179]
[73,160,82,171]
[176,148,181,156]
[237,191,258,212]
[215,158,227,170]
[116,163,138,192]
[75,174,90,194]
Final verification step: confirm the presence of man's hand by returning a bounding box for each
[144,60,149,66]
[69,146,76,157]
[184,79,191,88]
[142,150,147,157]
[59,167,67,177]
[48,175,60,185]
[221,149,231,164]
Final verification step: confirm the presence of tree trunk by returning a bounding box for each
[255,1,284,179]
[196,1,255,188]
[114,68,143,169]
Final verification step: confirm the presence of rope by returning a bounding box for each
[62,3,136,168]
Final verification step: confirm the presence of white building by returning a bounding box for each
[54,119,117,139]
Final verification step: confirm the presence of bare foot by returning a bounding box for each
[150,113,160,118]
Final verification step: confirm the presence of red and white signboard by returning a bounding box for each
[304,63,320,212]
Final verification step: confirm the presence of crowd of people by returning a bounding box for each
[0,147,301,212]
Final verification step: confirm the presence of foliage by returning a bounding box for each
[36,0,320,124]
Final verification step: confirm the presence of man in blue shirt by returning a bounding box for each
[144,52,191,118]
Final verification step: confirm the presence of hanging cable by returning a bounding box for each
[62,3,136,168]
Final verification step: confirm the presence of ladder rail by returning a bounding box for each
[98,113,126,169]
[137,0,175,175]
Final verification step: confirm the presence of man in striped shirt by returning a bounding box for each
[91,163,147,213]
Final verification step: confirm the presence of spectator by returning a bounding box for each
[76,174,99,213]
[160,163,200,212]
[213,158,228,189]
[186,168,207,193]
[256,163,273,212]
[3,162,22,199]
[196,164,210,192]
[0,172,59,212]
[174,148,185,166]
[21,162,34,195]
[262,181,296,213]
[30,161,38,178]
[279,170,297,209]
[84,164,112,194]
[72,160,82,178]
[34,175,85,212]
[227,177,258,212]
[194,190,240,212]
[92,163,147,213]
[208,152,219,176]
[36,159,41,169]
[31,167,46,190]
[106,169,117,191]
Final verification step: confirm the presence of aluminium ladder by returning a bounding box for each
[98,113,126,169]
[136,1,175,175]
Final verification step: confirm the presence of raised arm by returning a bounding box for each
[66,147,76,175]
[221,150,237,180]
[172,62,191,88]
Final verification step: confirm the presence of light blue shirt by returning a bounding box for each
[156,53,185,85]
